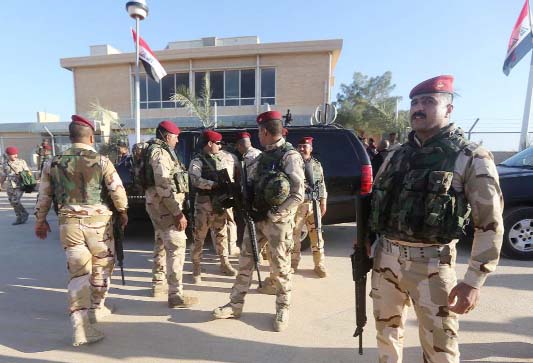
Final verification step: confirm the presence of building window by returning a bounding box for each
[193,69,257,106]
[139,73,189,109]
[261,68,276,106]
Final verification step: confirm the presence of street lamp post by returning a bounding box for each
[126,1,149,143]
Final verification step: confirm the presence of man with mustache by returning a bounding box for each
[369,75,503,362]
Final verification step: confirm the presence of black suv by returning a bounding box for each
[126,124,372,230]
[497,147,533,260]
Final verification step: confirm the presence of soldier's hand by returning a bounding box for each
[448,282,480,314]
[320,200,327,217]
[118,212,128,230]
[35,220,51,240]
[175,213,188,231]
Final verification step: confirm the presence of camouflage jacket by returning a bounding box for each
[145,140,186,217]
[34,143,128,222]
[189,150,240,191]
[241,146,261,184]
[375,125,504,289]
[303,156,327,202]
[1,158,30,190]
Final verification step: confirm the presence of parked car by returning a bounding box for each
[497,147,533,260]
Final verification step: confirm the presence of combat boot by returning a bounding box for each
[313,252,327,278]
[220,257,237,276]
[229,245,241,257]
[257,277,277,295]
[71,310,104,347]
[314,265,327,278]
[168,294,199,308]
[212,303,242,319]
[88,304,115,323]
[12,217,22,225]
[151,283,168,298]
[273,307,290,332]
[20,211,29,224]
[290,260,299,273]
[192,263,202,284]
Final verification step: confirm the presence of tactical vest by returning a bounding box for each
[370,128,472,244]
[145,139,189,194]
[252,142,293,213]
[49,147,106,206]
[195,153,222,196]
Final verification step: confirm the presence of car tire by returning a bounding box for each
[501,206,533,260]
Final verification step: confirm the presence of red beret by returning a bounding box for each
[203,130,222,143]
[5,146,18,155]
[236,131,251,140]
[158,120,181,135]
[282,128,289,137]
[71,115,95,131]
[257,111,282,124]
[409,75,454,99]
[43,145,52,150]
[298,137,313,145]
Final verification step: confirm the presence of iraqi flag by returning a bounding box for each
[503,0,533,76]
[132,29,167,82]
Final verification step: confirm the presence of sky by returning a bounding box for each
[0,0,531,151]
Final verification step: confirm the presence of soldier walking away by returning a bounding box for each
[1,146,31,225]
[144,121,198,308]
[291,136,328,278]
[34,115,129,346]
[213,110,304,332]
[369,75,504,362]
[189,130,239,283]
[37,139,53,173]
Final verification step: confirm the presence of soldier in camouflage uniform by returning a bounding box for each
[292,136,328,277]
[369,76,504,363]
[37,139,53,172]
[145,121,198,308]
[34,115,129,346]
[189,130,239,284]
[213,110,305,332]
[0,146,31,225]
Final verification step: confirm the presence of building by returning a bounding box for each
[60,36,343,129]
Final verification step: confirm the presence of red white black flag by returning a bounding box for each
[503,0,533,76]
[132,29,167,82]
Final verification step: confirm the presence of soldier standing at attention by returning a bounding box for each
[213,110,304,332]
[144,121,198,308]
[1,146,31,225]
[34,115,129,346]
[189,130,238,284]
[291,136,328,277]
[369,75,504,363]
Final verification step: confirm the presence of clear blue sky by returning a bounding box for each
[0,0,530,151]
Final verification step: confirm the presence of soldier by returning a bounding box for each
[34,115,129,346]
[144,120,198,308]
[0,146,31,225]
[37,139,53,172]
[189,130,239,284]
[115,141,133,187]
[213,110,304,332]
[369,75,504,362]
[371,139,390,178]
[291,136,328,277]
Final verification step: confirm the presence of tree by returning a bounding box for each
[171,75,214,128]
[336,71,409,139]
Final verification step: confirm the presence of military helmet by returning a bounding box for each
[263,171,290,207]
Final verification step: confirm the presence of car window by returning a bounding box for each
[500,147,533,167]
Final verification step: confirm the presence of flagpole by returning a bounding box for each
[520,0,533,151]
[135,17,141,143]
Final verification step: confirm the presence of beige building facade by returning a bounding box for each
[60,36,342,128]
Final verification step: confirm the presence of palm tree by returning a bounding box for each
[171,75,214,127]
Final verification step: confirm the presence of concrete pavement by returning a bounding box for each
[0,192,532,363]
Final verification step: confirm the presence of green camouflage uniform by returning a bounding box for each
[228,138,304,313]
[291,156,327,270]
[189,150,239,266]
[144,139,189,298]
[1,158,31,223]
[34,143,128,316]
[370,126,504,363]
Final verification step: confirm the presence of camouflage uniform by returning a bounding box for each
[214,138,304,331]
[1,158,30,224]
[189,149,239,278]
[370,126,504,363]
[144,139,190,300]
[291,156,327,274]
[37,145,52,171]
[34,143,128,324]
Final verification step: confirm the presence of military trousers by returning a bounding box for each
[59,216,115,314]
[371,240,459,363]
[229,214,294,311]
[151,226,187,297]
[7,187,27,219]
[192,197,228,264]
[291,201,325,267]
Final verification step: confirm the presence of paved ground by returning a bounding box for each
[0,192,532,363]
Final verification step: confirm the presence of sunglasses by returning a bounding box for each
[214,141,222,145]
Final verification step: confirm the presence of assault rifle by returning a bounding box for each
[304,160,322,233]
[351,194,372,355]
[113,212,126,285]
[216,168,262,288]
